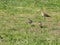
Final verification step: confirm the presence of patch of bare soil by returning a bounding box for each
[56,22,60,26]
[50,30,60,35]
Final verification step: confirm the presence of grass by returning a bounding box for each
[0,0,60,45]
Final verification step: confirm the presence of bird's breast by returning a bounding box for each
[41,12,44,16]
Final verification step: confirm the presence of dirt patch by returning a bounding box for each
[50,30,60,35]
[56,22,60,26]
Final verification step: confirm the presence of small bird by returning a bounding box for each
[38,21,43,28]
[28,18,33,24]
[41,8,50,17]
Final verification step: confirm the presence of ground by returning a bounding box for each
[0,0,60,45]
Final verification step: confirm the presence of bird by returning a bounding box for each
[38,21,43,28]
[28,18,33,24]
[41,8,50,17]
[28,18,35,27]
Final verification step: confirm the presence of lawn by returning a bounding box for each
[0,0,60,45]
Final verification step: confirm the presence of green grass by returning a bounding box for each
[0,0,60,45]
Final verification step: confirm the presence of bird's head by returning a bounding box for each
[40,7,45,13]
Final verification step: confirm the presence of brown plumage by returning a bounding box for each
[41,8,50,17]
